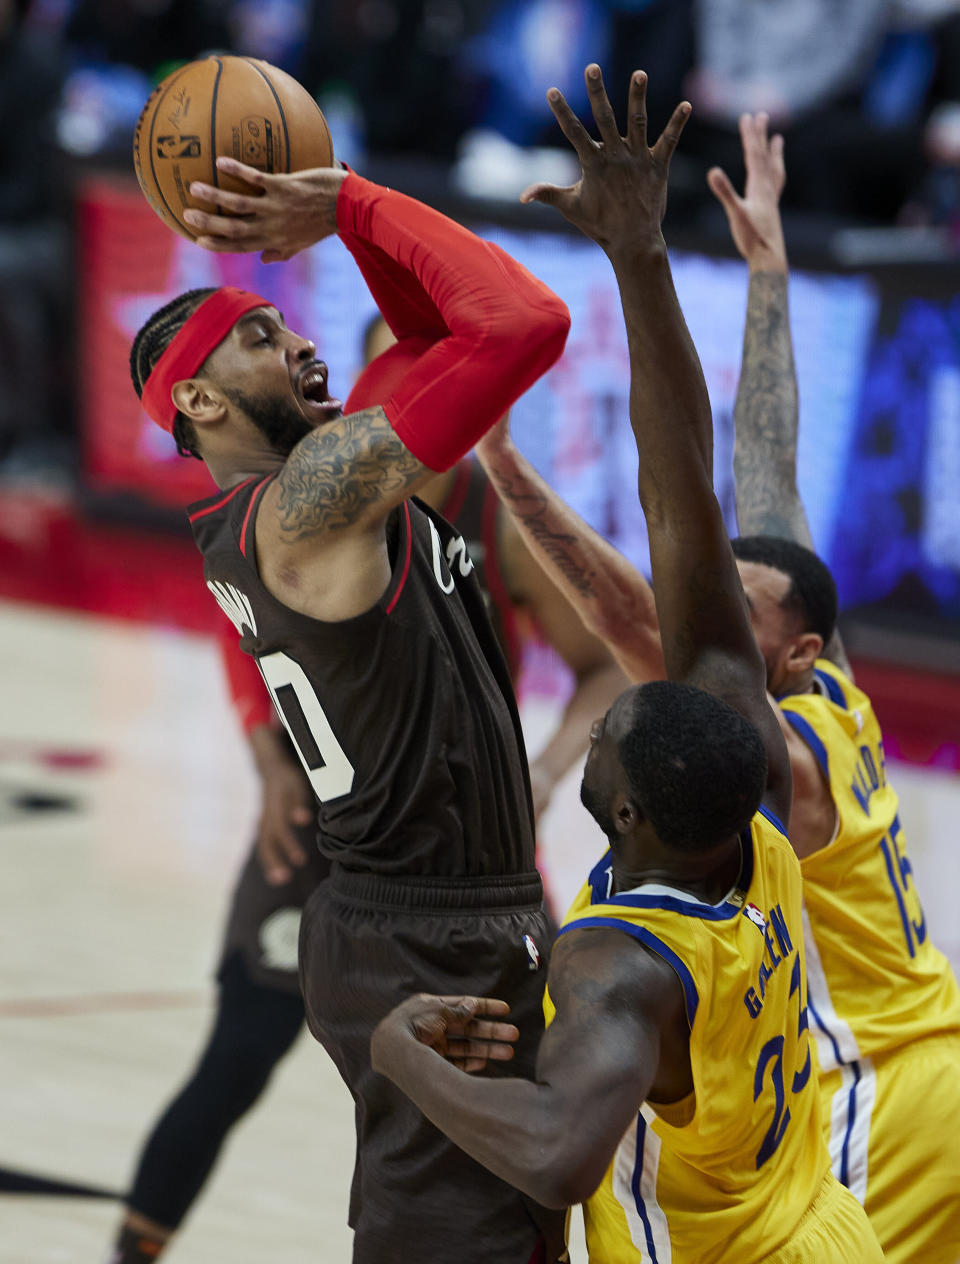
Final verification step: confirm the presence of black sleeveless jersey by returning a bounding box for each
[436,459,522,681]
[188,475,535,877]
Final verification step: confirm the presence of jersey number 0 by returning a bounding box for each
[258,651,355,802]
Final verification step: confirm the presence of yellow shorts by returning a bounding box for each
[764,1172,882,1263]
[818,1033,960,1264]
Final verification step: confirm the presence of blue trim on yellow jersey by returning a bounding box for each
[814,666,847,708]
[805,997,863,1189]
[588,850,614,904]
[756,802,787,837]
[879,835,917,959]
[558,916,700,1026]
[839,1061,862,1190]
[588,830,755,923]
[632,1114,661,1262]
[807,994,844,1066]
[782,710,831,779]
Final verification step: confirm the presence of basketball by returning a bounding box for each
[133,55,334,241]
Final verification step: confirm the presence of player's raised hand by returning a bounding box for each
[521,66,690,258]
[707,113,788,273]
[371,994,520,1074]
[184,156,348,262]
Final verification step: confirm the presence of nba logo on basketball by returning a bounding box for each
[523,934,541,971]
[156,134,201,159]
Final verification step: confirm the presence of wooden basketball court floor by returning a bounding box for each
[1,595,958,1263]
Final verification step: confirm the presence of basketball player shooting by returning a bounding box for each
[371,66,883,1262]
[108,315,627,1262]
[129,161,570,1263]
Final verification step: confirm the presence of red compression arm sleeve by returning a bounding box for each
[337,172,570,471]
[216,624,274,735]
[341,235,446,343]
[344,337,428,415]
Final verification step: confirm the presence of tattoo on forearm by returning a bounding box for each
[275,407,424,539]
[733,271,811,545]
[487,463,595,596]
[734,274,852,673]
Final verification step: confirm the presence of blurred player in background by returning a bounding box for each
[124,156,575,1263]
[372,65,882,1263]
[108,314,625,1264]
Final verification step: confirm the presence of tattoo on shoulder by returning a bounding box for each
[274,406,425,540]
[488,463,595,597]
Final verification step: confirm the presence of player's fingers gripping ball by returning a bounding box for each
[133,55,334,240]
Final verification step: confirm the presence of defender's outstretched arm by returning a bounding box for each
[709,115,851,676]
[525,67,791,826]
[476,415,663,685]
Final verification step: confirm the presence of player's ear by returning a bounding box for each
[171,377,227,425]
[614,793,640,836]
[784,631,822,679]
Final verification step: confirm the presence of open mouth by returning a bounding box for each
[297,362,343,421]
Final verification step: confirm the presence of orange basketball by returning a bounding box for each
[133,55,334,241]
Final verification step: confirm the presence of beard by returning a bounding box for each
[580,775,617,840]
[223,385,314,456]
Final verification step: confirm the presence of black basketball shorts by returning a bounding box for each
[299,866,568,1264]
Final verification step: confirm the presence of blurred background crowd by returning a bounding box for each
[2,0,960,657]
[13,0,960,213]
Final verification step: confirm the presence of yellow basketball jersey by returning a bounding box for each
[547,808,830,1263]
[779,660,960,1070]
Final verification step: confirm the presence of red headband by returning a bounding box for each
[141,287,272,433]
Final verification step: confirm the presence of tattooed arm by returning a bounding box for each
[476,416,663,684]
[495,517,631,817]
[709,114,851,676]
[371,926,684,1208]
[251,404,442,620]
[271,406,430,543]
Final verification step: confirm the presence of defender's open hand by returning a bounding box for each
[371,994,520,1075]
[521,65,690,258]
[185,156,348,262]
[707,113,787,273]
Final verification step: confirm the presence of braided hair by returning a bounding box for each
[129,288,216,459]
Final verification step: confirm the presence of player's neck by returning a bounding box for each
[612,835,743,904]
[206,450,285,491]
[774,667,817,699]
